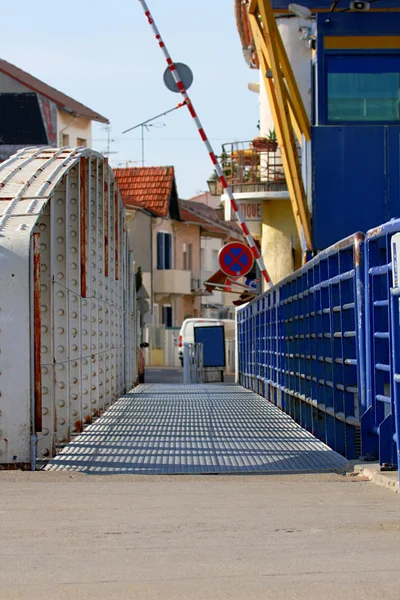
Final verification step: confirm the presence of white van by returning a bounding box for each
[177,318,235,366]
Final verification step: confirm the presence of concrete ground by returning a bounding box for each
[1,470,399,600]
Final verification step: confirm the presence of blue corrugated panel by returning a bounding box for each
[312,126,388,249]
[362,220,399,468]
[237,233,365,459]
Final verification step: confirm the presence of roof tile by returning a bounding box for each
[114,166,176,218]
[179,199,242,237]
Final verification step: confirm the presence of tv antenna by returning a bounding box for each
[122,100,187,166]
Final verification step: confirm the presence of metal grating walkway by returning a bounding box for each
[46,384,347,474]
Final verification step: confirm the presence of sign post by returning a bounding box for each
[218,241,254,278]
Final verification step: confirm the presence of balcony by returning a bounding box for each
[154,269,191,296]
[214,140,297,195]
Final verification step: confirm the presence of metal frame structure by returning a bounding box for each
[183,343,204,384]
[362,219,400,468]
[0,147,137,468]
[248,0,312,250]
[237,232,365,459]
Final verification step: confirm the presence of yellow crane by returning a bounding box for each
[247,0,312,250]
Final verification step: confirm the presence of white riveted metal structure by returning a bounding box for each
[0,147,137,468]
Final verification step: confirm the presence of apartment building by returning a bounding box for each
[114,166,201,329]
[0,58,108,161]
[115,166,244,330]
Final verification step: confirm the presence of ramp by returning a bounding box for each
[46,384,347,474]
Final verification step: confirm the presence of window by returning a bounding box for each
[157,232,172,270]
[183,242,192,270]
[327,55,400,123]
[62,133,70,146]
[0,93,47,145]
[77,137,87,147]
[162,305,172,328]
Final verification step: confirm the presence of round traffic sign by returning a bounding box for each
[218,242,254,278]
[163,62,193,93]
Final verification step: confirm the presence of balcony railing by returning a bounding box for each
[191,277,202,291]
[215,140,300,194]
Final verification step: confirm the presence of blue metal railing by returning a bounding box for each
[238,233,365,459]
[362,220,400,468]
[390,288,400,472]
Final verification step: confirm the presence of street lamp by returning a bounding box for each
[207,171,219,196]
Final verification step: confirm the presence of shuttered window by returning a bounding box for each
[157,232,172,270]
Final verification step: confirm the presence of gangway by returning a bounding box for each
[46,384,346,474]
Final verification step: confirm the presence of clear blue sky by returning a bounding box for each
[2,0,259,198]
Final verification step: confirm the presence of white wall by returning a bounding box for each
[201,236,223,306]
[259,17,312,137]
[57,110,92,148]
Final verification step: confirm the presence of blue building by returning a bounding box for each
[311,9,400,248]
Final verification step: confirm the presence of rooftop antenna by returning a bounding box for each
[122,101,187,166]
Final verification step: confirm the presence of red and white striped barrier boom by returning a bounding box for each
[137,0,273,289]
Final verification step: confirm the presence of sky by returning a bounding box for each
[1,0,260,199]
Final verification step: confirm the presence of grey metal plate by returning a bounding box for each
[46,384,347,474]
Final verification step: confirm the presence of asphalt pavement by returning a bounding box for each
[145,367,235,384]
[145,367,185,384]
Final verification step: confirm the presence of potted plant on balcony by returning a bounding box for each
[252,129,278,152]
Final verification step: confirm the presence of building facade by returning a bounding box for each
[0,58,108,161]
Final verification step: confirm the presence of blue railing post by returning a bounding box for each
[390,288,400,486]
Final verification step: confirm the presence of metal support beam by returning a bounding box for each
[248,1,312,250]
